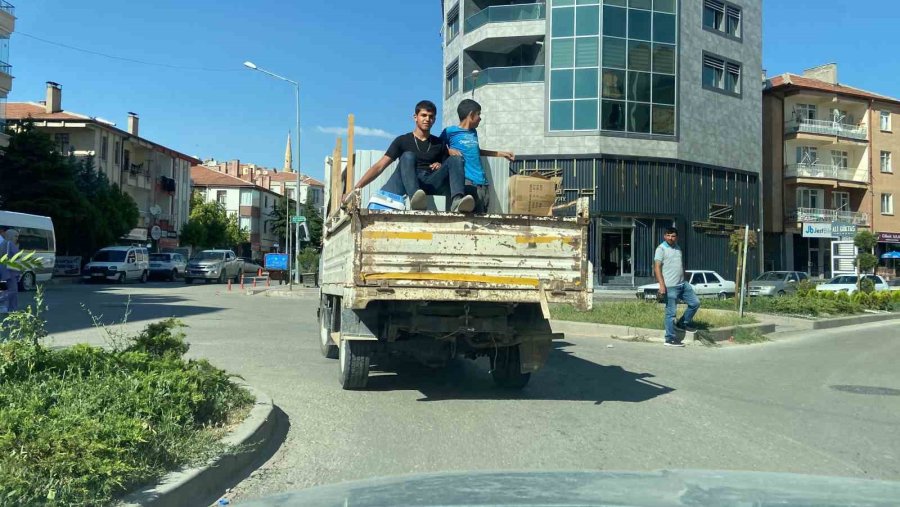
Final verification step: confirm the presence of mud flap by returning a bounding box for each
[517,333,558,373]
[340,306,380,341]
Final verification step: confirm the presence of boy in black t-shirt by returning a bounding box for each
[350,100,473,212]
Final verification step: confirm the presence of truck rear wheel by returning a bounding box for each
[318,297,339,359]
[491,345,531,389]
[339,339,372,390]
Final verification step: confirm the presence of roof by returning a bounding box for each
[767,74,900,104]
[302,175,325,187]
[7,101,201,164]
[191,165,280,196]
[268,171,325,187]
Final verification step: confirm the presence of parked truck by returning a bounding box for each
[318,194,592,390]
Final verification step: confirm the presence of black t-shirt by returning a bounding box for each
[385,133,448,171]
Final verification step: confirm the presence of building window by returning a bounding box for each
[114,141,121,164]
[882,151,893,173]
[53,133,70,154]
[882,193,894,215]
[702,53,741,97]
[549,0,677,135]
[264,195,269,207]
[793,104,817,121]
[797,187,823,209]
[881,110,892,131]
[216,190,227,205]
[704,0,741,39]
[239,217,252,232]
[446,3,460,44]
[101,136,109,160]
[796,146,818,164]
[832,191,849,211]
[240,190,253,206]
[831,150,848,169]
[446,59,459,98]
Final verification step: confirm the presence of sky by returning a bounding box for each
[8,0,900,181]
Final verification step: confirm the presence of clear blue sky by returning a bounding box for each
[9,0,900,180]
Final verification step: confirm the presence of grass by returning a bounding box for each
[702,290,900,318]
[551,301,757,330]
[0,299,253,506]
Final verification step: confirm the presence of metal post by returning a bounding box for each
[293,83,301,285]
[739,224,750,317]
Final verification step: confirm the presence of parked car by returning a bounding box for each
[149,252,188,281]
[81,246,149,284]
[815,274,889,294]
[636,270,736,300]
[185,249,243,284]
[748,271,809,297]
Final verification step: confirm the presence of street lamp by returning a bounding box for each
[244,60,302,287]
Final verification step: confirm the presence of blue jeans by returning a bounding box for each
[664,282,700,341]
[381,152,465,209]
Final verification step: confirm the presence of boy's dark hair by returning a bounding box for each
[457,99,482,121]
[415,100,437,115]
[664,227,678,235]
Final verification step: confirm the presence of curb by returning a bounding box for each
[119,385,277,507]
[550,320,776,345]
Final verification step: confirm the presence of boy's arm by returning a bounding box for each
[480,148,515,161]
[440,129,463,157]
[344,155,394,202]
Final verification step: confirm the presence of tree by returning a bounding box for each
[729,228,758,308]
[301,199,323,247]
[179,191,248,251]
[854,230,879,291]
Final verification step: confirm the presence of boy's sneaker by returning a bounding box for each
[450,195,475,213]
[676,322,698,333]
[664,341,685,347]
[409,189,428,210]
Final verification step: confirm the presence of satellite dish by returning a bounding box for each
[150,205,162,217]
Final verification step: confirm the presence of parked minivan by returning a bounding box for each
[0,210,57,291]
[82,246,150,283]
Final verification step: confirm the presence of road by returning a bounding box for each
[23,282,900,502]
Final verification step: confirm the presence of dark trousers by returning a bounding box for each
[465,181,491,213]
[382,152,465,207]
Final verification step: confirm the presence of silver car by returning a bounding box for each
[149,253,188,281]
[748,271,809,297]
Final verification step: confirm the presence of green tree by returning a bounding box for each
[269,197,296,246]
[853,230,879,290]
[302,200,323,247]
[179,191,247,251]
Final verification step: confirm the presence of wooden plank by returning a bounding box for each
[345,114,355,195]
[329,138,343,217]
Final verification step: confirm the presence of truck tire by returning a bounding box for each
[339,339,371,389]
[491,345,531,389]
[318,297,339,359]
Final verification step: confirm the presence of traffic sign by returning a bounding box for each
[291,216,307,224]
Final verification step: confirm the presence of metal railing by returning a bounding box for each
[784,163,868,183]
[464,2,546,32]
[785,118,867,141]
[0,1,13,15]
[463,65,545,92]
[0,62,10,75]
[790,207,869,226]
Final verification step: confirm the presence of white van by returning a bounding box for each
[0,211,57,291]
[82,246,150,283]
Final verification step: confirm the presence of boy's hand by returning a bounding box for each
[499,151,515,161]
[448,148,462,157]
[429,162,442,171]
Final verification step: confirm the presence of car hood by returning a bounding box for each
[190,260,223,266]
[236,470,900,506]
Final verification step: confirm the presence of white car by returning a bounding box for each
[149,252,188,281]
[636,270,736,300]
[815,274,889,294]
[82,246,150,284]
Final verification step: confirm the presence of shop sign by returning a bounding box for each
[878,232,900,243]
[802,223,832,238]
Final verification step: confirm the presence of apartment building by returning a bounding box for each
[190,165,281,259]
[7,82,197,249]
[203,158,326,215]
[0,1,15,148]
[762,64,900,277]
[442,0,763,286]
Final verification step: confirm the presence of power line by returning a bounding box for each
[16,31,241,72]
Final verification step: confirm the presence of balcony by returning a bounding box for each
[784,163,868,184]
[790,207,870,226]
[785,118,867,141]
[464,3,546,32]
[463,65,545,92]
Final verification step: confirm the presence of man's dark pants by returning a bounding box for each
[382,152,465,209]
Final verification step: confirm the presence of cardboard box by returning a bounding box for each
[508,175,561,216]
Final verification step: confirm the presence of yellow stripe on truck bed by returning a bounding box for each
[362,231,434,241]
[364,272,540,287]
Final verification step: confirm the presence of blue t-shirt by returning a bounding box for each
[440,126,486,185]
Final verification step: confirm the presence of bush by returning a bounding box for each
[859,277,876,294]
[0,318,252,505]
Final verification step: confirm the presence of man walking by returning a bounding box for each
[654,227,699,346]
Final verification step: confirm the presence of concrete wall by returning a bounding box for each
[871,102,900,235]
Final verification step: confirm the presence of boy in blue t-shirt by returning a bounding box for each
[439,99,515,213]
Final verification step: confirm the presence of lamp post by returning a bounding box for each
[244,60,302,286]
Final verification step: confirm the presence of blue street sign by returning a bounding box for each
[265,253,289,271]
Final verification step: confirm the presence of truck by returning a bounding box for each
[318,194,592,390]
[185,249,244,284]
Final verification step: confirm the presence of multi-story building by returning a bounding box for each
[190,165,281,259]
[203,158,326,216]
[0,1,15,149]
[442,0,762,286]
[762,64,900,277]
[7,82,197,249]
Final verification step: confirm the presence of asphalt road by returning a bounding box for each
[24,282,900,503]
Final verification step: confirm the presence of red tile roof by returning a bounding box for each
[191,165,261,188]
[267,171,325,187]
[302,175,325,187]
[767,74,900,104]
[7,102,90,121]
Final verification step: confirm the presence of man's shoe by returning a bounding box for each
[664,341,685,347]
[409,189,428,210]
[676,322,698,333]
[450,195,475,213]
